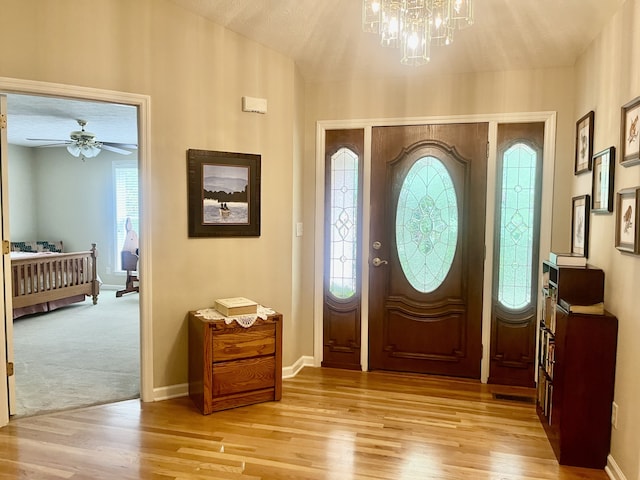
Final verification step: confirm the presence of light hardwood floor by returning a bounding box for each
[0,367,609,479]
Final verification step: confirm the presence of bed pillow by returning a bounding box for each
[11,241,38,252]
[36,241,64,253]
[11,241,64,253]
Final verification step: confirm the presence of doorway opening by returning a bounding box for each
[0,78,152,425]
[6,93,139,417]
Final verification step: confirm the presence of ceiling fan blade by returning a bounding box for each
[102,141,138,149]
[35,143,71,148]
[27,138,69,142]
[100,144,133,155]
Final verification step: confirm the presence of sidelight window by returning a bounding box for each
[328,148,359,299]
[497,143,538,309]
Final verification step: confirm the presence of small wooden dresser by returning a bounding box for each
[188,310,282,414]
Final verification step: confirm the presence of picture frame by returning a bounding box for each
[591,146,615,213]
[187,149,261,237]
[575,110,594,174]
[571,194,590,257]
[620,96,640,166]
[615,187,640,254]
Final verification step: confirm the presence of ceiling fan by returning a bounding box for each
[27,119,137,160]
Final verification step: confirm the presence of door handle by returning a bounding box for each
[372,257,388,267]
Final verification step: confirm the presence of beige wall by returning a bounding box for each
[574,0,640,477]
[0,0,302,387]
[7,145,37,240]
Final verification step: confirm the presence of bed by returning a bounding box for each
[10,241,100,319]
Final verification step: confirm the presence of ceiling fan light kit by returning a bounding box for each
[27,118,137,161]
[362,0,474,66]
[65,120,102,160]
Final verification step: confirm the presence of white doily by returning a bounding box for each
[195,305,276,328]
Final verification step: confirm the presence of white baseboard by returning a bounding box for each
[154,382,189,401]
[283,355,315,378]
[152,355,316,401]
[605,455,628,480]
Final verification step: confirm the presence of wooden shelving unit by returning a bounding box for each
[537,262,617,468]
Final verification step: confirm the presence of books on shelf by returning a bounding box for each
[558,299,605,315]
[548,252,587,267]
[214,297,258,316]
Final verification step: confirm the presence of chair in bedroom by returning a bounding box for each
[116,250,139,297]
[116,217,139,297]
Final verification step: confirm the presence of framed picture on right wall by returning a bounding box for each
[575,110,594,174]
[571,194,590,257]
[592,146,615,213]
[620,96,640,166]
[615,187,640,253]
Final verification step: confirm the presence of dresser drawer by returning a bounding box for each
[212,356,275,396]
[212,323,275,362]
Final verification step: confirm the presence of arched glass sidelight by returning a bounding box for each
[329,147,359,299]
[497,143,538,309]
[396,156,458,293]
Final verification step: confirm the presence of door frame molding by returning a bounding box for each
[0,77,153,426]
[314,112,557,381]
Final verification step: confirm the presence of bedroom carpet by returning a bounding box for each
[12,289,139,418]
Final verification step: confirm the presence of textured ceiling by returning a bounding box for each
[3,0,625,147]
[5,94,138,149]
[168,0,625,80]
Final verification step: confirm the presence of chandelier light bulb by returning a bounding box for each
[389,16,398,33]
[372,1,380,13]
[408,33,419,50]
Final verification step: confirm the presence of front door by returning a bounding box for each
[369,123,488,378]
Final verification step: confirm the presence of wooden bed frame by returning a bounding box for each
[11,244,100,319]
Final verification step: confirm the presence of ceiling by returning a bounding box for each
[168,0,625,80]
[5,94,138,149]
[4,0,624,147]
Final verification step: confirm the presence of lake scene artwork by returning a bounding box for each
[202,164,250,225]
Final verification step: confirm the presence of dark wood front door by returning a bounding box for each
[369,124,488,378]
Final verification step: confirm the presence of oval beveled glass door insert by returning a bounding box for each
[395,156,458,293]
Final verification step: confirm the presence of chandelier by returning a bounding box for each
[362,0,474,66]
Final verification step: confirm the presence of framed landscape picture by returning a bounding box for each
[187,149,261,237]
[571,194,590,257]
[575,111,594,174]
[620,96,640,166]
[615,187,640,253]
[591,147,615,213]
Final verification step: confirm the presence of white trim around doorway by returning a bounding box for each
[0,77,153,427]
[314,112,557,382]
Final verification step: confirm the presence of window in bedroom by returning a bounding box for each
[113,161,139,272]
